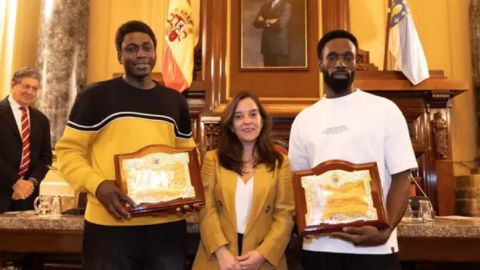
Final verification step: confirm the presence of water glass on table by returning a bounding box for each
[418,199,434,222]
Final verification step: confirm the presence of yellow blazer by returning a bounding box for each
[193,150,295,270]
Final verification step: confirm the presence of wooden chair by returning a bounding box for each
[273,139,289,156]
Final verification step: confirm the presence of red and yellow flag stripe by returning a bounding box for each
[161,0,195,92]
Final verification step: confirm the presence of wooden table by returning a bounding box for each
[397,218,480,269]
[1,214,479,269]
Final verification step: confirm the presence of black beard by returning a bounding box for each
[323,70,355,94]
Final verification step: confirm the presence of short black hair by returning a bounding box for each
[115,20,157,52]
[317,29,359,59]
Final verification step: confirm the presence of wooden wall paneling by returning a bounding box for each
[321,0,350,33]
[204,0,322,117]
[398,237,480,263]
[435,159,456,215]
[391,98,428,156]
[395,98,430,201]
[271,118,294,140]
[374,94,438,209]
[418,104,435,204]
[203,0,228,112]
[0,230,83,253]
[182,90,206,144]
[228,0,319,100]
[353,74,467,216]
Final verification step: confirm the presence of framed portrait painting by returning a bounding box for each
[241,0,308,70]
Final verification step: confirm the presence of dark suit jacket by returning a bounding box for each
[253,0,292,55]
[0,97,52,213]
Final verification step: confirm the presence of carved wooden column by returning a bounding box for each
[199,116,221,157]
[428,104,455,216]
[202,0,228,112]
[432,112,449,160]
[321,0,350,33]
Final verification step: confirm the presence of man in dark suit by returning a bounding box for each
[0,67,52,213]
[253,0,292,67]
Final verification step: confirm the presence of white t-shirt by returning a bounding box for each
[288,89,417,255]
[236,175,254,234]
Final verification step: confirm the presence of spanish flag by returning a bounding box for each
[161,0,195,92]
[388,0,429,85]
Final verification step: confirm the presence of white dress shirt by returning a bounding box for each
[271,0,280,9]
[8,95,30,135]
[235,175,254,234]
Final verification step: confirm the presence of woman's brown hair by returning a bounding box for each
[217,91,284,175]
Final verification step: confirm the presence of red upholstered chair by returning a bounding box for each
[273,139,289,155]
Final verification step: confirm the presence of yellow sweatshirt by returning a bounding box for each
[56,77,197,226]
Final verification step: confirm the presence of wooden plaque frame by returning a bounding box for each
[114,145,205,216]
[293,160,389,235]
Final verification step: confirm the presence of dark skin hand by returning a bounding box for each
[175,204,202,218]
[95,181,209,219]
[172,182,210,218]
[329,170,412,246]
[96,180,137,221]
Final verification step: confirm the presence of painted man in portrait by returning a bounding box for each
[253,0,292,67]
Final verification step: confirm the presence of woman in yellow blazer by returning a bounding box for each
[193,91,295,270]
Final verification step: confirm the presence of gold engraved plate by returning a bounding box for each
[301,169,378,226]
[122,152,196,204]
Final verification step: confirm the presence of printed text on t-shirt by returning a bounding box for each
[322,125,349,135]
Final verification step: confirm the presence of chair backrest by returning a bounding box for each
[273,139,289,156]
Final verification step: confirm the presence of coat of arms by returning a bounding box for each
[166,8,194,43]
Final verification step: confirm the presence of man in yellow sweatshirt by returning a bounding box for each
[56,20,196,270]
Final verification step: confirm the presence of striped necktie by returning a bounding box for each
[19,107,31,179]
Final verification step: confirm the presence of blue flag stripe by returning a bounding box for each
[390,0,410,27]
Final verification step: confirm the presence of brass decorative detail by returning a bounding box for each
[432,112,448,160]
[430,92,451,108]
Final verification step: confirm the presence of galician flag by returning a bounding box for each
[161,0,194,92]
[388,0,429,85]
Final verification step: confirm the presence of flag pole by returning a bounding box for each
[383,0,393,70]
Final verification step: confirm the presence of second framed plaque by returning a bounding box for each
[293,160,389,235]
[114,145,205,216]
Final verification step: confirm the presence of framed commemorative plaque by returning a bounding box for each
[114,145,205,216]
[293,160,389,235]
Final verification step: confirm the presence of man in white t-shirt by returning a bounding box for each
[288,30,417,270]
